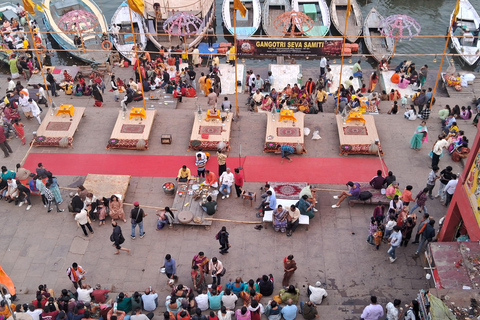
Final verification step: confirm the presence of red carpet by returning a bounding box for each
[24,153,387,184]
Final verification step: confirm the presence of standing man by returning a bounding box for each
[305,78,315,96]
[0,126,13,158]
[264,71,274,92]
[195,153,207,178]
[187,68,196,89]
[360,296,384,320]
[217,150,227,177]
[46,68,59,97]
[45,182,64,213]
[254,74,264,92]
[431,135,449,169]
[207,88,217,108]
[385,299,402,320]
[425,166,439,200]
[444,174,458,207]
[436,166,454,202]
[234,168,243,198]
[414,219,436,256]
[163,254,178,281]
[217,226,229,254]
[219,168,234,199]
[130,202,146,240]
[387,226,402,263]
[141,288,158,312]
[315,87,327,113]
[112,221,130,255]
[66,262,86,289]
[319,56,327,77]
[74,209,94,237]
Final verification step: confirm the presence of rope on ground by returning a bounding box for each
[377,147,387,176]
[20,142,35,167]
[316,188,347,192]
[204,217,259,224]
[123,203,177,211]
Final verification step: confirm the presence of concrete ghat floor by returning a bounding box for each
[0,62,478,319]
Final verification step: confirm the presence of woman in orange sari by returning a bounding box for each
[109,195,126,222]
[369,72,378,91]
[205,75,212,97]
[13,119,25,144]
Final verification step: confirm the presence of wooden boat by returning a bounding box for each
[330,0,363,42]
[143,0,216,50]
[0,2,32,64]
[449,0,480,66]
[42,0,110,63]
[363,7,394,63]
[111,1,148,61]
[291,0,330,37]
[262,0,290,36]
[222,0,262,36]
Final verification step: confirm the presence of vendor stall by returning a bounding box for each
[189,111,232,151]
[264,111,306,153]
[335,113,383,156]
[32,105,85,147]
[107,109,156,150]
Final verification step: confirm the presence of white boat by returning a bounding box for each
[330,0,363,42]
[42,0,110,63]
[222,0,262,36]
[143,0,216,50]
[450,0,480,66]
[363,7,394,63]
[291,0,330,37]
[111,1,148,61]
[262,0,290,36]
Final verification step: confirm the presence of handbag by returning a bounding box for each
[219,268,226,276]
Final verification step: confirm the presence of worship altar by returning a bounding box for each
[189,111,233,151]
[106,109,156,150]
[264,111,306,153]
[335,114,383,156]
[32,105,85,147]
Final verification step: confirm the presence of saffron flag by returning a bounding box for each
[234,0,247,18]
[452,0,460,22]
[0,266,16,295]
[36,4,44,12]
[346,0,351,19]
[23,0,36,15]
[128,0,145,16]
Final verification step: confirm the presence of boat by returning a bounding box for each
[0,2,33,64]
[111,1,148,61]
[42,0,110,63]
[330,0,363,42]
[449,0,480,66]
[143,0,216,51]
[291,0,330,37]
[262,0,290,36]
[363,7,394,63]
[222,0,262,36]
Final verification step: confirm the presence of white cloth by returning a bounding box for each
[142,293,158,311]
[30,100,41,117]
[77,287,93,303]
[75,209,89,225]
[385,302,399,320]
[221,294,238,310]
[308,285,327,304]
[195,294,209,311]
[220,172,234,186]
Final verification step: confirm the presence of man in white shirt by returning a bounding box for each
[444,174,458,207]
[129,78,138,91]
[385,299,401,320]
[308,282,327,305]
[319,57,327,76]
[360,296,384,320]
[154,75,162,88]
[76,284,93,303]
[249,71,256,92]
[195,289,209,311]
[7,77,15,92]
[141,288,158,312]
[221,288,237,309]
[18,90,29,109]
[27,98,42,125]
[37,84,48,107]
[219,168,234,199]
[26,304,43,320]
[431,135,449,169]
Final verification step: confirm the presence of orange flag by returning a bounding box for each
[346,0,351,19]
[128,0,144,16]
[23,0,36,15]
[452,0,460,22]
[234,0,247,18]
[0,266,16,295]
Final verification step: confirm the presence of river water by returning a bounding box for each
[42,0,480,70]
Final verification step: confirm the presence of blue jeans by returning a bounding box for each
[220,184,230,196]
[388,245,398,259]
[281,148,293,160]
[415,237,428,254]
[131,221,144,237]
[409,203,428,214]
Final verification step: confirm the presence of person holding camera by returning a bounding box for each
[209,257,224,285]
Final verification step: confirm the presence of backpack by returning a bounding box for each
[359,191,373,201]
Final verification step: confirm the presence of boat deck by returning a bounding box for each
[263,7,286,36]
[229,2,254,28]
[298,3,328,36]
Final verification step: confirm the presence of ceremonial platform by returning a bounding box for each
[106,109,156,150]
[264,111,306,153]
[335,113,383,156]
[189,111,233,151]
[32,105,85,147]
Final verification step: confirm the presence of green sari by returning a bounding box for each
[410,125,428,149]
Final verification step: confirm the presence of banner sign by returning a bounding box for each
[236,37,344,56]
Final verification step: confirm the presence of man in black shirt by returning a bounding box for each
[257,274,274,296]
[187,69,196,89]
[16,180,31,210]
[369,170,385,189]
[436,166,454,202]
[46,68,59,97]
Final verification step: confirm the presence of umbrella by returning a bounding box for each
[380,14,421,40]
[163,12,203,53]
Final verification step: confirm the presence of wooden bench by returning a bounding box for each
[172,182,216,229]
[263,199,310,230]
[348,183,390,206]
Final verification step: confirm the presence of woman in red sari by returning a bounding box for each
[13,119,25,144]
[282,255,297,287]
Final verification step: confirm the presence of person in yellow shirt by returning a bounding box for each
[227,46,236,66]
[176,165,191,182]
[316,88,327,112]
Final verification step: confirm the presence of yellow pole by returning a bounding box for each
[128,6,147,109]
[24,12,51,104]
[234,10,239,117]
[391,31,399,59]
[429,0,459,110]
[336,2,350,114]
